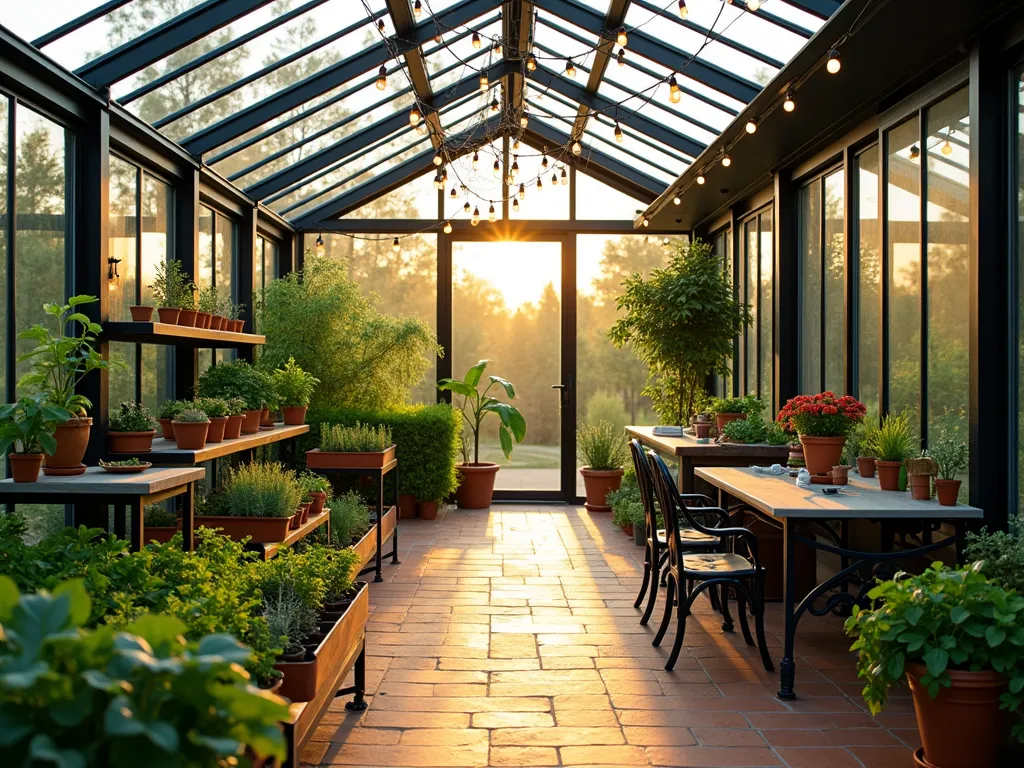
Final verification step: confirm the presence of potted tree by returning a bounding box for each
[272,357,320,426]
[0,394,72,483]
[845,562,1024,768]
[306,422,395,469]
[18,295,117,476]
[776,392,866,478]
[150,260,192,325]
[929,431,969,506]
[195,397,230,443]
[577,421,628,512]
[108,400,158,454]
[196,462,303,543]
[171,407,210,451]
[868,413,916,491]
[608,239,751,428]
[437,361,526,509]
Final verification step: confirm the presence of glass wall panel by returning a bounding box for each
[824,170,845,393]
[141,176,173,407]
[759,210,774,408]
[798,178,822,394]
[857,145,881,416]
[107,155,138,409]
[215,213,237,365]
[711,229,733,397]
[198,206,214,374]
[0,97,8,403]
[744,219,757,395]
[1018,70,1024,517]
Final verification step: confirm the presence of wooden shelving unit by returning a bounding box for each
[102,320,265,348]
[141,424,310,465]
[255,509,331,560]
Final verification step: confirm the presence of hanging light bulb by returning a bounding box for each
[571,140,582,156]
[376,64,387,90]
[826,48,841,74]
[492,159,501,179]
[413,0,422,17]
[463,200,471,214]
[378,19,386,33]
[616,26,628,47]
[745,117,758,134]
[409,105,422,126]
[783,89,796,113]
[614,122,623,143]
[696,173,706,185]
[472,31,481,49]
[941,140,953,156]
[512,197,520,212]
[433,173,442,190]
[471,207,481,226]
[494,41,502,55]
[519,111,529,128]
[673,196,681,205]
[909,144,921,160]
[506,173,513,186]
[551,172,558,186]
[392,237,401,253]
[511,155,519,179]
[678,0,688,20]
[537,176,543,191]
[616,48,625,66]
[560,166,567,183]
[315,234,325,258]
[443,220,453,234]
[513,137,521,150]
[441,166,448,182]
[541,154,549,170]
[641,217,649,227]
[721,153,732,167]
[472,151,480,170]
[433,152,443,167]
[488,203,496,223]
[415,122,428,135]
[434,34,441,43]
[479,71,489,92]
[518,183,526,199]
[490,97,500,112]
[565,59,576,79]
[668,75,681,104]
[526,53,537,72]
[746,0,761,10]
[450,186,458,199]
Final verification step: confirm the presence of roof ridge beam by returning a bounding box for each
[386,0,442,150]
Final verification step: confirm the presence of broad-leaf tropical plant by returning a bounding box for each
[0,394,73,455]
[438,360,526,464]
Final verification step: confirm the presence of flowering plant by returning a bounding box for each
[777,392,866,438]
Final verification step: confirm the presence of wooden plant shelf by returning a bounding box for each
[255,510,331,560]
[142,424,309,465]
[102,320,265,348]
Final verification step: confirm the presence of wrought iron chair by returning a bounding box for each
[647,449,774,673]
[629,439,722,627]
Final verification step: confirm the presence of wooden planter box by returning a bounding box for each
[194,515,291,544]
[143,525,180,544]
[274,582,369,702]
[306,444,396,470]
[351,505,397,572]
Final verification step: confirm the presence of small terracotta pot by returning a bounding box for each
[177,309,198,327]
[309,490,327,516]
[299,502,311,525]
[456,463,500,509]
[398,493,418,520]
[156,307,180,325]
[260,409,275,427]
[229,319,245,332]
[580,467,625,512]
[129,305,153,322]
[909,473,933,501]
[935,478,962,507]
[224,414,245,439]
[171,420,209,450]
[623,523,634,536]
[694,421,711,439]
[799,435,847,476]
[43,417,92,476]
[157,418,175,440]
[241,410,262,434]
[715,412,745,432]
[195,311,212,329]
[210,315,226,331]
[306,446,396,470]
[417,500,439,520]
[282,405,308,425]
[206,416,228,444]
[830,465,850,485]
[288,512,300,531]
[876,460,903,491]
[856,456,876,477]
[906,663,1007,768]
[108,430,157,454]
[9,453,43,483]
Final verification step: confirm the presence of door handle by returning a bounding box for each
[551,384,566,390]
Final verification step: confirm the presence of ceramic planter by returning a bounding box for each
[9,453,43,483]
[129,305,153,321]
[856,456,876,477]
[194,515,292,544]
[694,418,712,439]
[876,460,903,491]
[309,490,327,516]
[417,500,438,520]
[908,473,933,501]
[306,444,397,470]
[196,311,212,329]
[241,410,262,434]
[398,493,417,519]
[177,309,198,327]
[799,435,847,476]
[108,430,157,454]
[205,416,228,444]
[580,467,625,512]
[830,465,851,486]
[906,663,1006,768]
[42,417,92,476]
[282,405,308,425]
[455,462,499,509]
[156,307,180,324]
[224,414,245,439]
[171,420,209,450]
[715,412,745,432]
[935,479,962,506]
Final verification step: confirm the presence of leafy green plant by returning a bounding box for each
[721,416,765,444]
[261,582,317,656]
[299,470,333,500]
[577,421,627,470]
[438,360,526,464]
[844,562,1024,739]
[844,420,878,464]
[173,408,208,424]
[711,395,764,416]
[197,284,222,315]
[17,295,118,415]
[609,239,751,425]
[608,469,646,529]
[257,549,325,620]
[157,399,188,420]
[928,430,969,480]
[272,357,320,407]
[100,458,146,468]
[150,260,194,310]
[0,577,290,766]
[327,490,371,547]
[965,528,1024,596]
[320,422,393,452]
[143,504,177,528]
[764,420,790,446]
[226,397,247,417]
[109,400,158,433]
[221,462,301,519]
[197,361,277,411]
[302,544,359,603]
[194,397,230,419]
[227,301,246,321]
[0,394,72,455]
[868,413,917,462]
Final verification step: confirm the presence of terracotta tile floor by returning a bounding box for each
[306,505,916,767]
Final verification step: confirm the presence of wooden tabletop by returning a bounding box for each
[0,466,205,496]
[694,466,983,520]
[627,425,792,458]
[146,424,310,465]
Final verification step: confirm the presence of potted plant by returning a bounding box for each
[171,407,210,451]
[776,392,866,477]
[18,295,117,476]
[195,397,230,443]
[227,301,247,333]
[0,394,72,483]
[143,503,180,544]
[197,285,222,330]
[845,562,1024,768]
[263,582,318,663]
[197,361,276,434]
[197,462,303,543]
[711,395,762,433]
[846,421,878,477]
[437,360,526,509]
[299,470,332,516]
[307,422,395,469]
[272,357,320,425]
[721,415,768,444]
[868,413,916,491]
[150,260,192,325]
[108,400,158,453]
[224,397,247,439]
[157,399,187,440]
[178,282,199,328]
[907,453,938,501]
[577,421,628,512]
[929,431,968,506]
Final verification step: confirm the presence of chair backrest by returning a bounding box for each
[646,449,684,568]
[629,440,660,551]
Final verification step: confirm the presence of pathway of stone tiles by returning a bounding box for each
[307,505,916,768]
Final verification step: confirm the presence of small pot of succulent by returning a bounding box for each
[197,360,276,434]
[711,395,763,432]
[866,412,916,491]
[156,399,187,440]
[777,392,866,477]
[107,400,159,454]
[224,397,247,439]
[142,502,179,543]
[845,562,1024,768]
[307,422,395,470]
[299,470,332,517]
[577,421,628,512]
[200,461,303,543]
[0,394,72,483]
[150,259,192,325]
[928,430,968,506]
[194,397,230,444]
[272,357,320,426]
[171,407,210,451]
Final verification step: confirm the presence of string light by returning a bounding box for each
[560,167,567,183]
[315,234,325,258]
[783,89,796,112]
[826,48,841,74]
[378,19,385,33]
[471,206,481,226]
[513,137,521,150]
[526,53,537,72]
[909,144,920,160]
[673,196,681,205]
[107,257,120,290]
[472,151,479,170]
[450,186,458,199]
[745,117,758,134]
[433,173,443,190]
[433,152,443,167]
[746,0,761,10]
[551,171,559,186]
[616,48,625,66]
[571,140,582,156]
[392,237,400,253]
[565,59,577,79]
[413,0,422,17]
[678,0,688,19]
[463,200,471,214]
[479,71,488,92]
[376,64,387,90]
[492,159,501,179]
[443,220,453,234]
[488,203,496,223]
[520,111,529,128]
[409,106,422,126]
[941,139,953,156]
[490,97,500,112]
[641,217,649,227]
[471,31,481,49]
[614,123,624,142]
[537,176,543,191]
[511,155,519,179]
[494,41,502,55]
[518,183,526,199]
[616,27,628,47]
[668,75,681,104]
[721,153,732,167]
[541,154,549,170]
[512,198,520,212]
[415,123,427,135]
[696,174,705,185]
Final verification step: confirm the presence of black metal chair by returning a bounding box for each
[629,439,721,626]
[647,449,774,673]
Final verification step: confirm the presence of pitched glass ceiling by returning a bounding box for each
[2,0,840,223]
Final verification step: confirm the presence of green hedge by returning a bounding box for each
[303,404,462,503]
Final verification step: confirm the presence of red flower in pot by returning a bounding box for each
[777,392,866,477]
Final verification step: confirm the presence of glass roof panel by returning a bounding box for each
[446,139,505,222]
[341,170,438,220]
[763,1,829,33]
[429,46,491,94]
[578,129,676,187]
[422,13,502,86]
[439,82,499,132]
[596,78,716,147]
[534,15,600,73]
[575,170,650,220]
[0,0,120,43]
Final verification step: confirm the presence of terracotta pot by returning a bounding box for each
[417,500,438,520]
[623,523,634,536]
[241,410,262,434]
[935,479,962,507]
[456,463,500,509]
[856,456,876,477]
[224,414,245,439]
[909,473,933,501]
[580,467,625,512]
[282,405,308,425]
[260,409,275,427]
[830,465,850,486]
[196,311,212,329]
[229,319,244,333]
[9,453,43,483]
[787,442,805,468]
[194,515,291,544]
[171,420,209,450]
[288,512,300,530]
[209,315,225,331]
[42,417,92,476]
[108,430,157,454]
[205,416,228,444]
[129,305,153,322]
[906,663,1007,768]
[876,460,904,491]
[694,421,711,439]
[156,307,180,325]
[306,445,397,470]
[299,502,311,525]
[799,435,847,476]
[398,493,418,519]
[157,418,175,440]
[715,412,746,432]
[178,309,198,327]
[309,490,327,516]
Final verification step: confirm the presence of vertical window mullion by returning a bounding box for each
[819,179,827,392]
[4,99,15,405]
[919,108,929,448]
